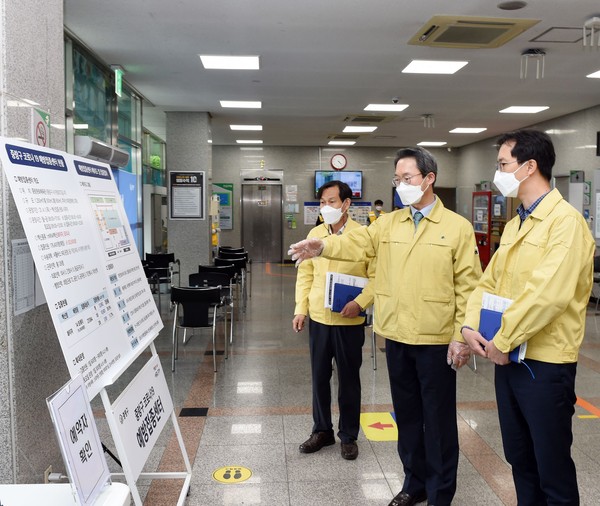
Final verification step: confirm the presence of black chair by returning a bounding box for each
[171,286,225,372]
[593,256,600,313]
[145,252,181,289]
[218,249,252,297]
[190,272,234,345]
[215,256,248,312]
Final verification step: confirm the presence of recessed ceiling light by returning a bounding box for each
[402,60,468,74]
[199,55,260,70]
[236,139,263,144]
[450,127,487,134]
[230,125,263,131]
[500,106,548,113]
[343,126,377,133]
[417,141,447,146]
[586,70,600,78]
[328,141,356,146]
[220,100,262,108]
[364,104,409,112]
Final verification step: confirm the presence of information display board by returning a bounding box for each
[0,138,163,398]
[169,171,205,219]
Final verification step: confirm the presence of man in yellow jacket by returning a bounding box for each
[293,180,374,461]
[460,130,595,505]
[289,147,482,506]
[368,199,386,224]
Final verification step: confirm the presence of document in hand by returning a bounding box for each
[479,292,527,363]
[324,272,368,309]
[332,283,366,316]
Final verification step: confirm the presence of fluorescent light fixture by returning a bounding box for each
[73,123,89,130]
[343,126,377,133]
[240,147,263,151]
[402,60,468,74]
[500,106,549,113]
[586,70,600,78]
[199,55,260,70]
[417,141,447,147]
[220,100,262,108]
[328,141,356,146]
[236,139,263,144]
[364,103,409,112]
[449,127,487,134]
[230,125,263,131]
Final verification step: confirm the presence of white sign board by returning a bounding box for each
[0,138,163,398]
[47,375,110,506]
[109,354,173,480]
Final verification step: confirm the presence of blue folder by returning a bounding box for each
[332,283,366,316]
[479,308,525,363]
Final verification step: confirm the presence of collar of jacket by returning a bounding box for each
[527,187,563,222]
[398,195,444,224]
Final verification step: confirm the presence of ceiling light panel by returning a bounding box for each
[364,104,409,112]
[230,125,263,131]
[499,106,548,113]
[236,140,263,144]
[417,141,447,146]
[220,100,262,108]
[343,126,377,133]
[402,60,468,74]
[450,127,487,133]
[199,55,260,69]
[328,141,356,146]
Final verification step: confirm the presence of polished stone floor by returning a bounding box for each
[96,262,600,505]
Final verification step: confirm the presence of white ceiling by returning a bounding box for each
[64,0,600,148]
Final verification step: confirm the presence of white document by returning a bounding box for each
[482,291,513,312]
[324,272,368,309]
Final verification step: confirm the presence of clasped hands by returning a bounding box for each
[460,328,509,365]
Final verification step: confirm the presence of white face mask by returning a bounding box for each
[396,180,426,206]
[493,161,528,198]
[320,205,344,225]
[375,206,383,211]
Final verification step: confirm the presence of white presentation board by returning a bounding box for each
[0,138,163,398]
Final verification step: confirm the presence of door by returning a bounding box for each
[241,184,283,262]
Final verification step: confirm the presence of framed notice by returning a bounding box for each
[169,171,205,220]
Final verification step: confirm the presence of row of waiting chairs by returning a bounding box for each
[168,246,251,373]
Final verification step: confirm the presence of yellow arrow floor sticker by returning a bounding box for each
[212,465,252,484]
[360,412,398,441]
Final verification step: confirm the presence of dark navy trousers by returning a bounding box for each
[385,340,458,506]
[495,360,579,506]
[309,319,364,443]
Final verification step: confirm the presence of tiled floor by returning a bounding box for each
[96,262,600,505]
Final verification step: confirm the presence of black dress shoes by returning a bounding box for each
[340,441,358,460]
[298,431,335,453]
[388,491,428,506]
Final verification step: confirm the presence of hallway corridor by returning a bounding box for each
[96,262,600,505]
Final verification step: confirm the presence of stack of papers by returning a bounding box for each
[480,292,527,363]
[324,272,368,315]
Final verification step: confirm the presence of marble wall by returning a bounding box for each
[0,0,68,484]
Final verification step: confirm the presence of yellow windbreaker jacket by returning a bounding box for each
[462,189,594,363]
[294,217,374,326]
[322,198,482,344]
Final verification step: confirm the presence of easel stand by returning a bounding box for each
[99,343,192,506]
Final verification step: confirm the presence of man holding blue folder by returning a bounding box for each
[461,130,595,505]
[293,180,374,461]
[290,147,482,506]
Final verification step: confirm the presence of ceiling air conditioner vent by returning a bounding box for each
[328,134,360,140]
[409,15,540,49]
[74,136,130,167]
[344,115,388,123]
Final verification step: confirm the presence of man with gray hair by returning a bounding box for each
[289,147,482,506]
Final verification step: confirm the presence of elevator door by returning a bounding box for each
[241,184,282,262]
